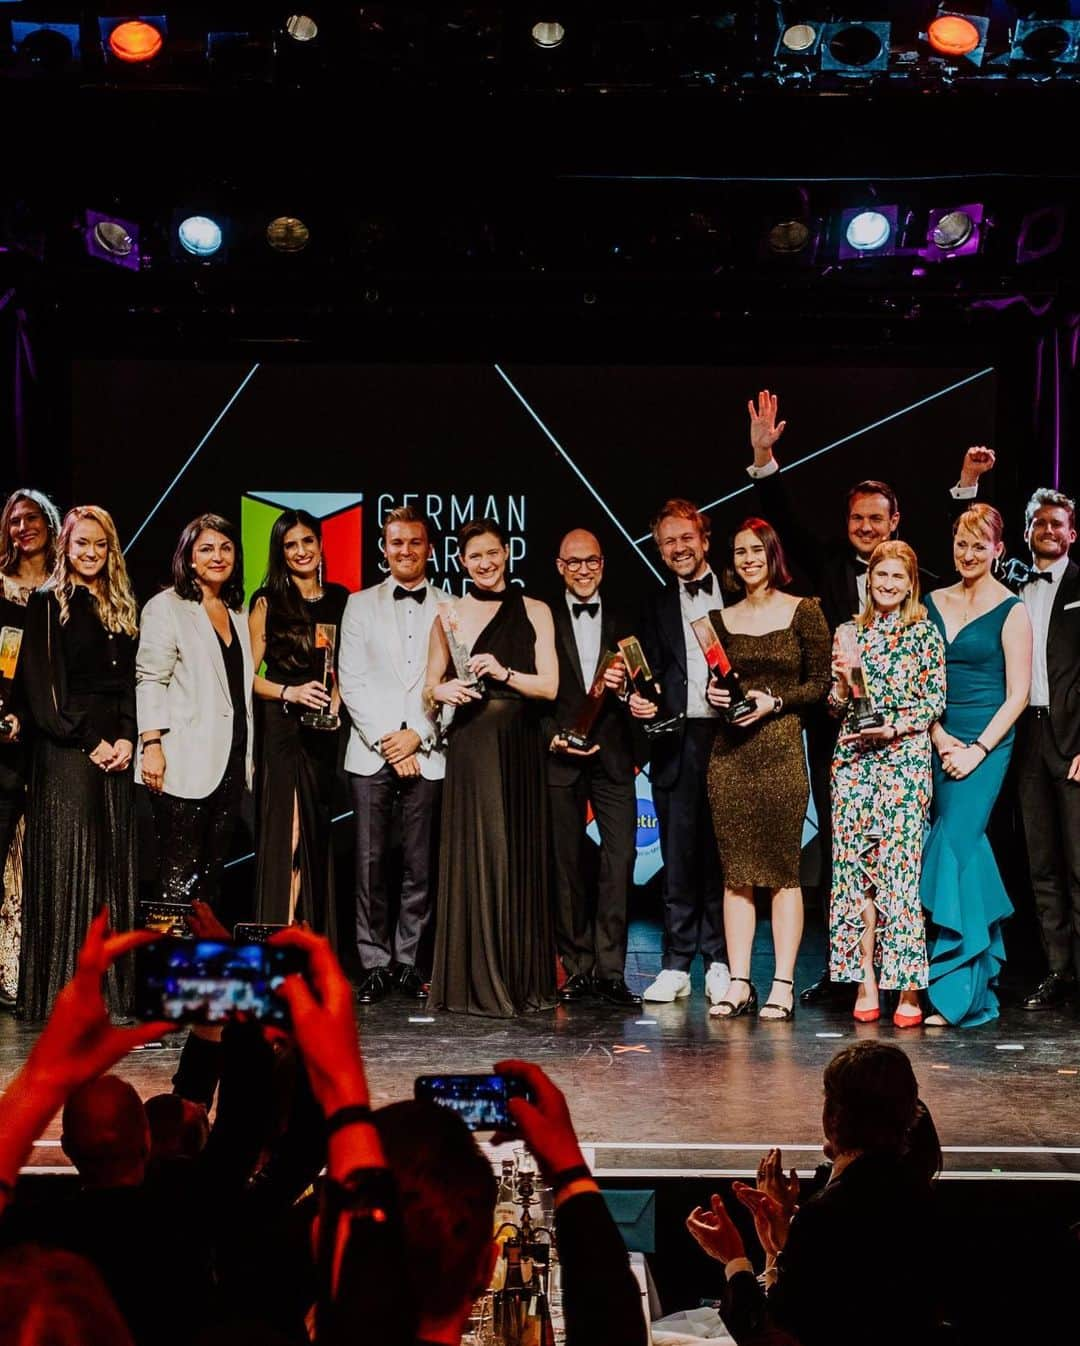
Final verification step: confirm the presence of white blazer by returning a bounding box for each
[338,578,448,781]
[135,588,254,800]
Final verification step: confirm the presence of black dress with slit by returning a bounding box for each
[428,590,556,1017]
[18,586,137,1020]
[251,584,348,939]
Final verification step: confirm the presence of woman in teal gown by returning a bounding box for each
[920,504,1032,1027]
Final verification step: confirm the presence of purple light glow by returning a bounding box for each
[920,203,984,261]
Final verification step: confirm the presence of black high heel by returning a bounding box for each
[759,977,796,1022]
[709,976,758,1019]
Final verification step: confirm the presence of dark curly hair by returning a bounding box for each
[170,513,245,611]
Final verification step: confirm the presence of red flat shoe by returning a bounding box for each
[853,1007,880,1023]
[893,1008,924,1028]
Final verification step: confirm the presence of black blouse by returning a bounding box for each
[251,583,349,686]
[215,626,249,757]
[20,586,137,752]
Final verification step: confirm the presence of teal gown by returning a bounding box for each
[920,594,1021,1027]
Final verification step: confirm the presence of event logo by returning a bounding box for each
[240,492,363,605]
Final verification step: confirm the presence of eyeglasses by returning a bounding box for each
[559,555,603,571]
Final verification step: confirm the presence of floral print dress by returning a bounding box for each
[828,613,946,989]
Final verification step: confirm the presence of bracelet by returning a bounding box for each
[141,737,162,748]
[772,695,783,715]
[503,667,514,683]
[970,739,989,758]
[549,1162,593,1193]
[325,1103,375,1136]
[280,684,289,702]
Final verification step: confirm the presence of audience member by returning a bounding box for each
[0,1245,135,1346]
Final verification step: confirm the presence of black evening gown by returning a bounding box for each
[428,590,556,1017]
[252,584,348,940]
[19,587,137,1020]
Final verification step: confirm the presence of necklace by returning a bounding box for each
[300,588,324,605]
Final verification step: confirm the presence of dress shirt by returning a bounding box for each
[680,569,721,719]
[566,589,602,686]
[1023,553,1069,707]
[392,582,428,684]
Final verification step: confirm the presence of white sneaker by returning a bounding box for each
[642,969,692,1003]
[705,962,732,1005]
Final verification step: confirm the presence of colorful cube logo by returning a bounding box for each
[241,491,363,605]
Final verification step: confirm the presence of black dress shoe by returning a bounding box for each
[558,972,594,1003]
[1021,971,1077,1011]
[594,977,643,1008]
[395,964,429,999]
[799,971,852,1008]
[356,967,392,1005]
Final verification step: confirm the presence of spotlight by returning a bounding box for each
[10,22,81,72]
[775,23,820,58]
[923,204,984,260]
[266,216,310,253]
[1017,206,1066,265]
[839,207,898,259]
[531,21,566,49]
[99,16,167,65]
[925,11,989,66]
[177,215,224,259]
[820,21,891,76]
[285,15,319,43]
[1010,18,1080,68]
[84,210,141,271]
[767,220,811,254]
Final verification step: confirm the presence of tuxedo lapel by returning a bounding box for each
[660,585,686,672]
[555,601,586,692]
[376,580,409,687]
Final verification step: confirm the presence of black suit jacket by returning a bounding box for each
[638,579,701,790]
[541,595,640,786]
[1035,557,1080,759]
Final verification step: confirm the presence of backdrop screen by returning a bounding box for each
[71,360,997,885]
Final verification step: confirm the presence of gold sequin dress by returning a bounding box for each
[706,598,831,888]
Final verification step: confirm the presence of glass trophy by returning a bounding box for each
[0,626,22,740]
[837,622,884,731]
[617,635,683,737]
[690,616,756,723]
[300,623,340,730]
[559,650,618,750]
[439,603,485,696]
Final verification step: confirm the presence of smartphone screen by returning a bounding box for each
[414,1073,529,1131]
[134,937,305,1026]
[233,922,287,944]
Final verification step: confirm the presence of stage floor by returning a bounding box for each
[5,920,1079,1180]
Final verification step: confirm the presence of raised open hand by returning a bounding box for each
[748,388,787,464]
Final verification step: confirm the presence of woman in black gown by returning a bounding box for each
[249,510,348,935]
[19,506,139,1020]
[424,519,559,1017]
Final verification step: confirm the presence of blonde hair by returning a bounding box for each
[857,540,926,629]
[649,498,710,545]
[50,507,138,637]
[953,502,1004,546]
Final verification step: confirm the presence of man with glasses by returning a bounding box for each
[541,529,642,1007]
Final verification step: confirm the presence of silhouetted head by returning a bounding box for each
[61,1075,150,1189]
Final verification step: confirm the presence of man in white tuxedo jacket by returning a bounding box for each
[338,506,447,1004]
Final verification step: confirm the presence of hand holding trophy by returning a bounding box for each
[691,616,756,723]
[0,626,23,740]
[836,622,885,734]
[300,623,341,731]
[618,636,683,736]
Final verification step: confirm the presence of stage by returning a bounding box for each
[6,921,1079,1183]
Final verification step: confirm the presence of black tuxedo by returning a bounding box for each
[541,595,639,979]
[1015,557,1080,979]
[639,578,726,973]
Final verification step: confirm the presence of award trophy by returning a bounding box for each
[617,635,684,737]
[438,603,485,696]
[690,615,756,723]
[559,650,619,750]
[837,622,884,732]
[0,626,22,740]
[299,623,341,731]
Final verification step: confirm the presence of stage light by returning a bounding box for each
[846,211,891,251]
[531,21,566,49]
[1011,19,1080,67]
[820,21,891,76]
[923,204,984,260]
[266,216,310,253]
[1017,206,1065,265]
[767,220,811,254]
[10,22,81,72]
[779,24,819,55]
[84,209,141,271]
[925,11,989,66]
[178,215,223,258]
[285,15,318,43]
[103,17,166,64]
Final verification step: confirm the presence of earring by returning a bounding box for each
[317,560,323,587]
[991,555,1002,578]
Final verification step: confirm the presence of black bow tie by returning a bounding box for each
[684,574,713,598]
[572,602,599,618]
[1029,570,1054,583]
[393,585,426,603]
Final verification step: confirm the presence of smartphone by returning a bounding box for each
[139,901,194,937]
[233,922,287,944]
[414,1073,533,1132]
[134,936,306,1027]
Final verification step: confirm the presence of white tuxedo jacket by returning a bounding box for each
[135,588,255,799]
[338,578,448,780]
